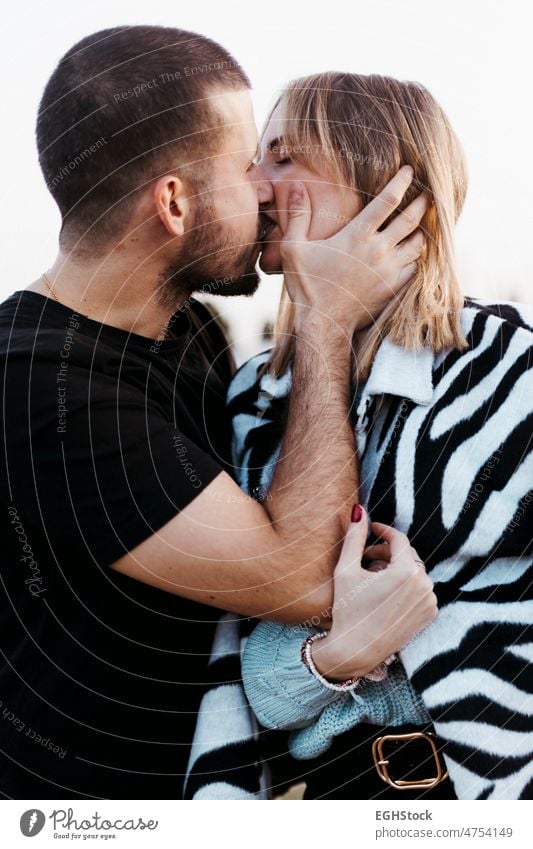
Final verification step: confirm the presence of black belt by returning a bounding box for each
[303,722,457,800]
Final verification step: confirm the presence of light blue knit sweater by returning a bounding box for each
[242,621,430,760]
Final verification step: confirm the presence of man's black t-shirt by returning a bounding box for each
[0,290,234,799]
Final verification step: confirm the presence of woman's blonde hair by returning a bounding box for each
[265,72,469,380]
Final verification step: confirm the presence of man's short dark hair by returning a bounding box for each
[36,25,250,249]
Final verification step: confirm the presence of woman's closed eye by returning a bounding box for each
[267,138,291,166]
[274,145,291,165]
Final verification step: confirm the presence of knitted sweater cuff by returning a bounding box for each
[242,621,342,731]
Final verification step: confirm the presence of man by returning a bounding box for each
[0,25,429,798]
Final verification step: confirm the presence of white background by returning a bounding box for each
[1,0,531,358]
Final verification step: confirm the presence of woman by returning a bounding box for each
[190,72,533,800]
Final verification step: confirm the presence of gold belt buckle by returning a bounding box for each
[372,731,449,790]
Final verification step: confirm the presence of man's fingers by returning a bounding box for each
[281,181,312,244]
[393,229,426,289]
[396,228,426,264]
[382,192,430,248]
[397,261,419,287]
[352,166,414,235]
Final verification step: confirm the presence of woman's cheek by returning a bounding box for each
[306,204,338,241]
[303,182,343,240]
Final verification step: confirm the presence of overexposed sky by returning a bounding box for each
[1,0,531,359]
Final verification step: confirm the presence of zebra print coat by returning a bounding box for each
[185,297,533,800]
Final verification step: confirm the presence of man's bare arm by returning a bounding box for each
[260,319,359,605]
[110,169,428,622]
[258,170,429,592]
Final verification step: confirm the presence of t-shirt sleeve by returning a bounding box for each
[35,398,224,569]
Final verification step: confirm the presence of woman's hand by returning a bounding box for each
[311,505,437,682]
[280,167,429,336]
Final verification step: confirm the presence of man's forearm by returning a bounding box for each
[264,319,359,596]
[111,324,358,622]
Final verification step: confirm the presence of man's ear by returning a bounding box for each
[153,175,191,238]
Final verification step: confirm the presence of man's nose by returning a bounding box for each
[251,160,275,208]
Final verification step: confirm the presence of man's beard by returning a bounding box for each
[157,192,261,311]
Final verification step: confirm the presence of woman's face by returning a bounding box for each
[256,103,362,274]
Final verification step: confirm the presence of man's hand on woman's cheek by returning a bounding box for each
[280,167,430,336]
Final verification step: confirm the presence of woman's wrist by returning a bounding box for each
[302,632,362,691]
[309,631,372,682]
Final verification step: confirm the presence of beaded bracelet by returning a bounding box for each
[301,631,397,692]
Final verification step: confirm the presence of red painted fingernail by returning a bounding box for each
[351,504,363,523]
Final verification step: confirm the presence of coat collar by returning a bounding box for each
[254,336,438,411]
[359,337,436,408]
